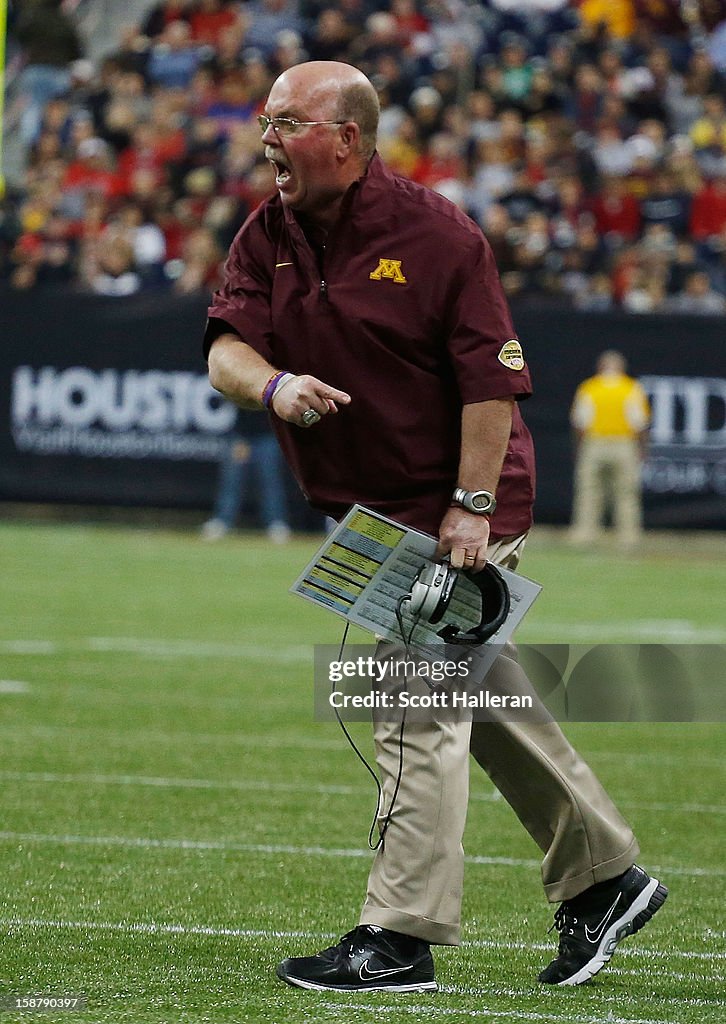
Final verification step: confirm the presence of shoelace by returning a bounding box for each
[345,928,368,958]
[342,925,400,962]
[548,903,583,954]
[549,904,570,934]
[313,929,357,962]
[319,926,370,961]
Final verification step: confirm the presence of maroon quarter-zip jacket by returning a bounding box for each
[205,154,535,540]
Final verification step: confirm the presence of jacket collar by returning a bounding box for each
[282,152,393,239]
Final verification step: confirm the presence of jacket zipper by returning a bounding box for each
[319,243,328,299]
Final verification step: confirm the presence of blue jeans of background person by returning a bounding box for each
[18,65,72,145]
[212,432,288,529]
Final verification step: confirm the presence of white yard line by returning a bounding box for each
[461,938,725,963]
[2,625,726,657]
[522,620,726,642]
[0,641,57,654]
[321,1000,678,1024]
[0,770,360,797]
[86,637,311,660]
[578,750,726,770]
[1,918,722,970]
[1,830,725,885]
[0,917,322,940]
[445,983,725,1008]
[2,770,724,816]
[607,966,725,987]
[0,638,310,661]
[605,800,726,816]
[1,724,724,769]
[0,830,368,858]
[0,769,500,801]
[0,830,531,867]
[0,724,349,750]
[0,680,29,693]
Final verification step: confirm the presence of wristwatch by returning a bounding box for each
[452,487,497,516]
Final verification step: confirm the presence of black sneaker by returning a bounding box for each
[538,864,668,986]
[276,924,438,992]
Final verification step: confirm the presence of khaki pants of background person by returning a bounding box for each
[571,436,643,547]
[359,534,639,945]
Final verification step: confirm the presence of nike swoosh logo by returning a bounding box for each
[584,894,622,944]
[358,960,414,981]
[275,262,293,268]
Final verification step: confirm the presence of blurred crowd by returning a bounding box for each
[2,0,726,314]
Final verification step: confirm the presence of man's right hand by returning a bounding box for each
[207,336,350,425]
[271,374,351,428]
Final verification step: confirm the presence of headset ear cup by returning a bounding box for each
[437,563,510,645]
[408,575,438,620]
[409,562,457,623]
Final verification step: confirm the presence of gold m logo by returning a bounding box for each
[369,258,407,284]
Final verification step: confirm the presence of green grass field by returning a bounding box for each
[0,520,724,1024]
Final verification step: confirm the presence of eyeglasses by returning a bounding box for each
[257,114,346,136]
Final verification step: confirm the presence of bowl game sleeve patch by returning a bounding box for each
[497,340,525,371]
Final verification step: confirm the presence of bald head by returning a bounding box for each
[273,61,380,161]
[598,350,627,375]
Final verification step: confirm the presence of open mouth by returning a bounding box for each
[270,158,292,187]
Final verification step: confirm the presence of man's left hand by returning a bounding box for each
[436,506,490,572]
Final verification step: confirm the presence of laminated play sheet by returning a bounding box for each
[290,505,541,648]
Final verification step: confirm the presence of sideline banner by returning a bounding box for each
[0,0,7,199]
[0,291,724,527]
[513,308,726,529]
[0,291,231,508]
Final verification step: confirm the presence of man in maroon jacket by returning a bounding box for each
[205,60,667,992]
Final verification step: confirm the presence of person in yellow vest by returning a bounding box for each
[570,350,650,548]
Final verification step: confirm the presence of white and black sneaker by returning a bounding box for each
[539,864,668,985]
[276,924,438,992]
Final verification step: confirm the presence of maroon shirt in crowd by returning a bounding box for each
[205,154,535,540]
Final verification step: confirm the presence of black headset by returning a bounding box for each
[406,560,510,646]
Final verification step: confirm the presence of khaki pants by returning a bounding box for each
[571,436,643,546]
[359,534,639,945]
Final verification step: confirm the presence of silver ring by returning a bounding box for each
[301,408,321,426]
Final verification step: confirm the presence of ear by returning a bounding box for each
[336,121,361,160]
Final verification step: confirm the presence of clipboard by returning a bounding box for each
[290,505,541,650]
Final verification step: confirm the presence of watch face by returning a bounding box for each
[471,493,491,510]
